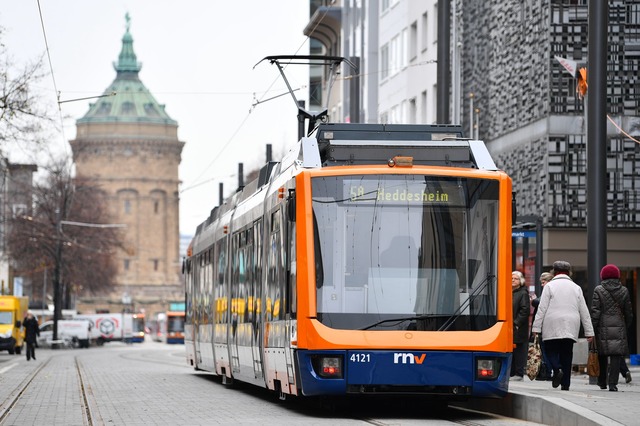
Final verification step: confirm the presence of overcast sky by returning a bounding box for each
[1,1,310,236]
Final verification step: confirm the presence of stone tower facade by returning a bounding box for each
[70,16,184,311]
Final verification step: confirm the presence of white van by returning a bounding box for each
[37,319,92,348]
[75,313,133,345]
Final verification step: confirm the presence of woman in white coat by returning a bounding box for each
[531,260,594,391]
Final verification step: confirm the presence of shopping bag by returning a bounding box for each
[587,340,600,377]
[526,334,542,381]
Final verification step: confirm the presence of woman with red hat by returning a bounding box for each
[591,264,633,392]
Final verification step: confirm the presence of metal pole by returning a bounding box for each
[437,0,451,123]
[42,266,47,311]
[53,213,62,349]
[238,163,244,190]
[536,217,543,295]
[349,56,361,123]
[587,0,607,304]
[469,93,474,138]
[474,108,480,140]
[451,0,460,124]
[297,100,306,141]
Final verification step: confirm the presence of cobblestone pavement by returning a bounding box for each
[1,343,350,425]
[3,341,637,425]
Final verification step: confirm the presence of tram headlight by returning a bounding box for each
[476,358,501,380]
[311,355,343,379]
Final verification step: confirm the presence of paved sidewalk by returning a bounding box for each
[457,362,640,426]
[507,363,640,426]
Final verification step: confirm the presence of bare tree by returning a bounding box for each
[0,24,52,158]
[7,159,124,313]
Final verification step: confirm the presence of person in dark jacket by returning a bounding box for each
[591,264,633,392]
[23,311,40,361]
[510,270,530,381]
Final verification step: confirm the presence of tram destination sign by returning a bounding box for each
[344,178,465,206]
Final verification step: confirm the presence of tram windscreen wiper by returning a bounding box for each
[438,273,495,331]
[359,314,437,331]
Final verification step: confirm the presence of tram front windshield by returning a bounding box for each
[133,318,145,333]
[311,175,500,331]
[168,316,185,333]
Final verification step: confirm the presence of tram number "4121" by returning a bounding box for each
[350,353,371,363]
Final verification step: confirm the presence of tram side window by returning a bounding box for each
[203,247,213,324]
[252,220,263,328]
[216,239,228,324]
[230,233,244,331]
[196,253,204,324]
[235,230,249,325]
[244,229,254,323]
[266,209,286,321]
[205,246,216,324]
[288,215,296,318]
[185,259,193,324]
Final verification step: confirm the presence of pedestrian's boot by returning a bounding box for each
[536,364,549,381]
[552,369,563,388]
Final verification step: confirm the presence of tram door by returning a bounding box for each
[252,220,264,378]
[229,232,242,374]
[283,213,296,390]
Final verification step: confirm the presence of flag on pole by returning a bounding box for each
[576,68,588,98]
[555,56,578,78]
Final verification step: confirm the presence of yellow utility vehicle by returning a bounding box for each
[0,296,29,354]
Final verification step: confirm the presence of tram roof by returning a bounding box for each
[311,123,497,170]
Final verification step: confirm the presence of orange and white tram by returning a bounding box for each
[183,123,513,399]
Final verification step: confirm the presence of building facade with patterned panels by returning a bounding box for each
[70,18,184,315]
[459,0,639,340]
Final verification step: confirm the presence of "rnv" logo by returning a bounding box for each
[393,352,426,364]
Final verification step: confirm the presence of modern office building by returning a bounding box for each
[305,0,440,125]
[304,0,639,350]
[460,1,640,292]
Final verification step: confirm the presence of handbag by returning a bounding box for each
[587,340,600,377]
[526,334,542,381]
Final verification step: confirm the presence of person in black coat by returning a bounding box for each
[510,270,530,381]
[23,311,40,361]
[591,264,633,392]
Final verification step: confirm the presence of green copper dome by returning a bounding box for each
[78,14,177,126]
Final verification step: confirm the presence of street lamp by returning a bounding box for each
[52,209,63,349]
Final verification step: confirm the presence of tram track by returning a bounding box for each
[76,357,102,426]
[0,355,100,426]
[0,358,50,423]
